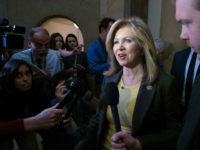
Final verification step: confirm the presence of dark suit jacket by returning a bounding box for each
[76,70,182,150]
[171,47,191,95]
[176,74,200,150]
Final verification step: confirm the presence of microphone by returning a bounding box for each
[104,82,121,132]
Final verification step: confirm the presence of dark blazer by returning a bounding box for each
[176,74,200,150]
[171,47,191,94]
[76,70,182,150]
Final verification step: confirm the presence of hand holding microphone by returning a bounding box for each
[55,77,88,125]
[55,79,78,109]
[105,83,142,149]
[111,131,141,150]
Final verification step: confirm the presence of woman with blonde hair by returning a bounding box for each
[76,16,182,150]
[105,16,158,84]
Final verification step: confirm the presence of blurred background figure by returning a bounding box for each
[50,32,65,51]
[10,27,63,78]
[154,38,169,71]
[86,17,116,98]
[63,33,87,81]
[65,33,83,52]
[50,32,76,58]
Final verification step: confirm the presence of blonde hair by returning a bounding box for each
[104,16,158,84]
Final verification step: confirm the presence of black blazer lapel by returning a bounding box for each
[171,47,191,93]
[132,83,156,136]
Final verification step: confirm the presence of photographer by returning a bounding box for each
[39,70,98,150]
[10,27,63,78]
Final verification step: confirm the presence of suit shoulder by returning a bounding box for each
[174,47,191,56]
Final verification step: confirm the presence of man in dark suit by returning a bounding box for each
[174,0,200,149]
[171,47,200,115]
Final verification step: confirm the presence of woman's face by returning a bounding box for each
[113,26,142,68]
[67,37,78,50]
[55,36,64,50]
[14,65,32,92]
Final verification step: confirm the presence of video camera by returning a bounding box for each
[0,17,26,49]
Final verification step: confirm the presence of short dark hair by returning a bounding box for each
[98,17,116,33]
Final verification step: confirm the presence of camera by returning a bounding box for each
[0,17,26,49]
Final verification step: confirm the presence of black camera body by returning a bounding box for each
[0,17,25,49]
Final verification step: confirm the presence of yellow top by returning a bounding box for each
[102,77,141,150]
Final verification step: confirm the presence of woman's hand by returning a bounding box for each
[111,131,142,150]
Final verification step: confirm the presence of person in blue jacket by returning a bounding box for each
[86,17,115,97]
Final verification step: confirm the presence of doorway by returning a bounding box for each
[40,16,84,51]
